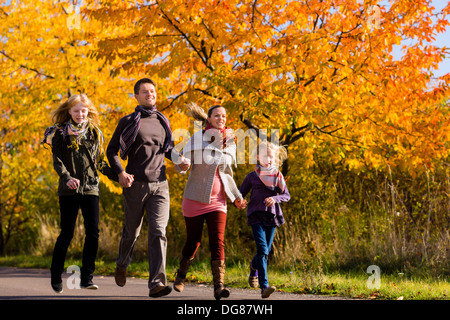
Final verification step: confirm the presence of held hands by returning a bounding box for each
[234,198,247,209]
[119,171,134,188]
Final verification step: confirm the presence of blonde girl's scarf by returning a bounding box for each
[254,164,286,193]
[42,120,104,162]
[66,121,89,150]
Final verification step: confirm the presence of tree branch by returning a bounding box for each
[160,90,187,111]
[159,8,214,72]
[0,51,55,79]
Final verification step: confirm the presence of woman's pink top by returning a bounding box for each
[182,168,227,217]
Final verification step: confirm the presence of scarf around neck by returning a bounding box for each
[204,123,235,148]
[119,105,174,160]
[255,164,286,193]
[42,120,104,161]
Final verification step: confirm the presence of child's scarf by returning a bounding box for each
[255,164,286,193]
[42,120,104,162]
[119,105,174,160]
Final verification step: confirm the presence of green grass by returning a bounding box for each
[0,255,448,300]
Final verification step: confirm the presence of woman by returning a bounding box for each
[173,103,246,300]
[42,94,117,293]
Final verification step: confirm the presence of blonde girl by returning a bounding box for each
[43,94,117,293]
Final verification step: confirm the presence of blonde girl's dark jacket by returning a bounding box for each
[51,128,118,196]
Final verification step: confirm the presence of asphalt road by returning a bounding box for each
[0,266,359,318]
[0,266,349,301]
[1,267,432,319]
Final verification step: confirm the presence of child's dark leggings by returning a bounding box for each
[50,194,99,282]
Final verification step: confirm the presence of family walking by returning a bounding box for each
[43,78,290,299]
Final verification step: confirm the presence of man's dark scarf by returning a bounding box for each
[119,105,174,160]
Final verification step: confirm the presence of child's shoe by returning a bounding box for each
[261,286,276,298]
[51,280,63,294]
[80,279,99,290]
[248,265,258,288]
[51,274,63,294]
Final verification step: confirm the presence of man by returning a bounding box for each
[107,78,190,297]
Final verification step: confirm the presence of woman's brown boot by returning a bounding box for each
[211,260,230,300]
[173,257,193,292]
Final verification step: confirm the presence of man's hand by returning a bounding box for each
[118,171,134,188]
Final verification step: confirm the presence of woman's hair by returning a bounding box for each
[254,140,288,167]
[185,102,225,126]
[51,94,100,126]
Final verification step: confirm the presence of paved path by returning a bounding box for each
[0,266,358,318]
[0,266,349,300]
[1,267,433,319]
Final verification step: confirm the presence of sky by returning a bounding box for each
[387,0,450,79]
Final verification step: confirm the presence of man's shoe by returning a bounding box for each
[149,285,172,298]
[80,280,99,290]
[51,280,63,294]
[114,267,127,287]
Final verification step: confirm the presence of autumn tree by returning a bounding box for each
[1,0,449,267]
[0,0,129,254]
[83,0,450,175]
[82,0,450,265]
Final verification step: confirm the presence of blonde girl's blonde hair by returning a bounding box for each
[51,94,100,126]
[255,140,288,167]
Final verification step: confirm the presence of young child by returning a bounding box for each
[42,94,118,293]
[239,141,290,298]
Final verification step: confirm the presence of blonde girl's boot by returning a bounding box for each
[211,260,230,300]
[173,257,193,292]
